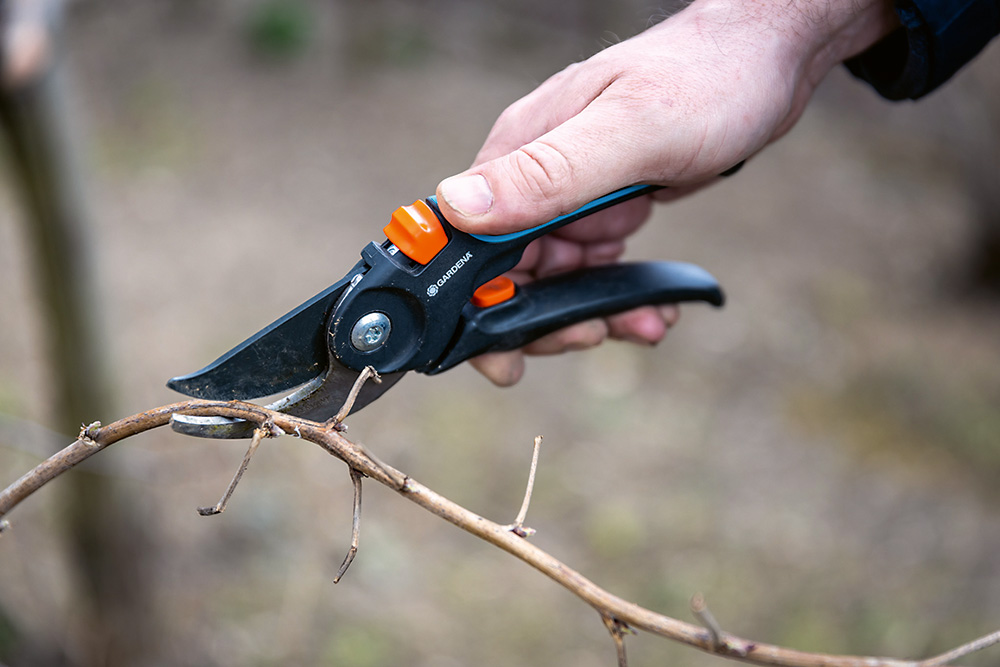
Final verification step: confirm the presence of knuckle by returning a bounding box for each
[493,100,529,131]
[509,140,576,202]
[471,351,524,387]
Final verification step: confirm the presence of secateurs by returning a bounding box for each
[167,185,725,438]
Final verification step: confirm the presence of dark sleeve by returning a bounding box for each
[846,0,1000,100]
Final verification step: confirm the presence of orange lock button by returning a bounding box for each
[472,276,516,308]
[384,200,449,265]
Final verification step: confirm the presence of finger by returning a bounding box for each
[436,96,651,235]
[526,238,626,278]
[660,304,681,328]
[508,194,645,275]
[650,181,716,203]
[548,195,652,244]
[472,62,610,165]
[606,305,680,345]
[582,240,627,267]
[469,350,526,387]
[522,319,608,356]
[530,236,585,278]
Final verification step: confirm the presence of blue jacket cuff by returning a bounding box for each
[846,0,1000,100]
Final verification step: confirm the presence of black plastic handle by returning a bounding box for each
[426,260,724,374]
[328,188,667,375]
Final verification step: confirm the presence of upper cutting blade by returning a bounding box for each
[167,273,356,401]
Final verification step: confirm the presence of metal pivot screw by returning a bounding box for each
[351,312,391,352]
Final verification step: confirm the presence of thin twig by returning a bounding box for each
[328,366,381,428]
[197,426,266,516]
[691,592,724,651]
[504,435,542,537]
[920,628,1000,666]
[333,467,363,584]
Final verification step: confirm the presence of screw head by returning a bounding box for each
[350,312,391,352]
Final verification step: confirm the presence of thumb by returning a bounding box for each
[436,108,641,235]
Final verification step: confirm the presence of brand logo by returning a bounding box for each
[426,251,473,297]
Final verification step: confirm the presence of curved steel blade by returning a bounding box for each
[267,360,405,422]
[170,361,405,439]
[167,269,361,401]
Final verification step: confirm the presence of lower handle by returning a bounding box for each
[426,261,724,374]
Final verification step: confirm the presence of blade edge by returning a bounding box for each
[167,275,354,400]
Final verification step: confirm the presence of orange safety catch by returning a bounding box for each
[383,200,448,265]
[471,276,516,308]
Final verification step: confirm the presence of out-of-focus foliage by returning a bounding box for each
[245,0,315,60]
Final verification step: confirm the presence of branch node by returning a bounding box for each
[79,420,102,445]
[0,519,9,534]
[601,612,633,667]
[353,441,406,489]
[691,592,725,652]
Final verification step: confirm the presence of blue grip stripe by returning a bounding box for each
[429,184,657,245]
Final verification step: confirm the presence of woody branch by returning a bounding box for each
[0,401,997,667]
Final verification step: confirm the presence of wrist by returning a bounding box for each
[686,0,900,84]
[796,0,902,83]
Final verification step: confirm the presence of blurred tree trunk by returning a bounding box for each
[944,56,1000,296]
[963,89,1000,295]
[1,1,157,664]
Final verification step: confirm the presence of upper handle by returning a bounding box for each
[438,159,744,248]
[437,183,661,247]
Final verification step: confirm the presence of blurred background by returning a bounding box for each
[0,1,998,665]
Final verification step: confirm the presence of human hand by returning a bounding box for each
[436,0,899,385]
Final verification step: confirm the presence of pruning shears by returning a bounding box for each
[167,184,725,438]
